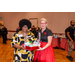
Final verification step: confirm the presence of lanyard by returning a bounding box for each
[71,26,75,32]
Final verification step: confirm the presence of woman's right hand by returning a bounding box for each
[20,45,25,50]
[13,44,25,50]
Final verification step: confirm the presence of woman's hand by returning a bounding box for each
[36,47,44,51]
[20,45,25,50]
[13,44,25,50]
[71,39,74,43]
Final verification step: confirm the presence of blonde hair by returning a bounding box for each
[40,18,47,23]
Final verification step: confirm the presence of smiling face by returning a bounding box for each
[22,25,28,32]
[40,20,47,29]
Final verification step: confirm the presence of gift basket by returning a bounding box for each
[22,32,41,51]
[22,40,40,51]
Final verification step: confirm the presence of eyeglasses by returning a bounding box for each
[40,23,46,24]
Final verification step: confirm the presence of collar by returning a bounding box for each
[71,26,74,29]
[40,27,48,33]
[70,26,75,32]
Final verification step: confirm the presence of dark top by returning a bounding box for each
[37,28,52,42]
[30,28,37,38]
[1,28,8,35]
[65,26,75,41]
[0,29,1,36]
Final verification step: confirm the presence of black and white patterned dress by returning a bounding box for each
[11,31,35,62]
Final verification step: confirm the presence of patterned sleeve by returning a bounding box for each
[30,32,35,40]
[11,33,18,47]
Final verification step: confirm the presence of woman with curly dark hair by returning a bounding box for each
[11,19,35,62]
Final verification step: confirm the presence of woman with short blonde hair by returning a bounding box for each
[34,18,55,62]
[40,18,47,23]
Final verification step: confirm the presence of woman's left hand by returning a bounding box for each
[36,47,44,51]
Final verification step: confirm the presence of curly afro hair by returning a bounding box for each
[19,19,31,30]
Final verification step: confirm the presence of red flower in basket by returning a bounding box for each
[44,32,47,35]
